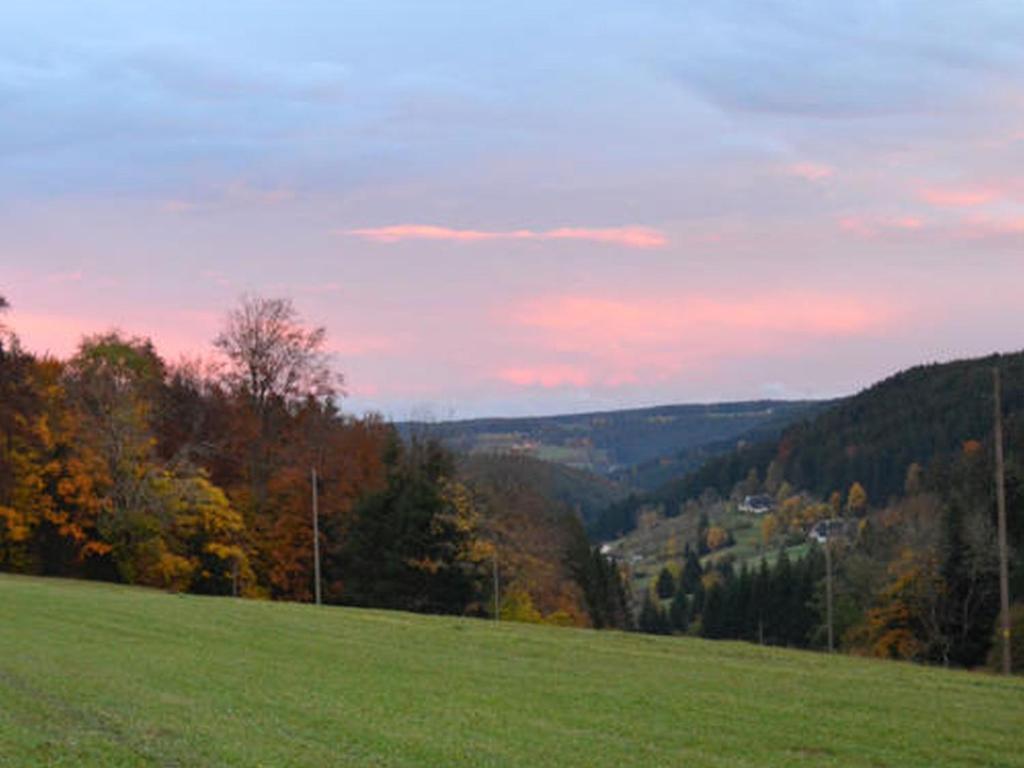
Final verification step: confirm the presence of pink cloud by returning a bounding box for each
[497,291,901,390]
[918,185,1001,208]
[954,215,1024,241]
[512,294,890,343]
[342,224,668,249]
[497,365,591,388]
[786,162,835,182]
[838,215,925,238]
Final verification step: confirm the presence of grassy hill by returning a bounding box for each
[2,575,1022,767]
[400,400,821,477]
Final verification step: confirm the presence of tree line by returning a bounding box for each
[0,295,630,627]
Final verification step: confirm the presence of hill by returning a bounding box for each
[1,575,1022,767]
[399,400,822,477]
[608,399,833,491]
[459,452,628,526]
[593,350,1024,540]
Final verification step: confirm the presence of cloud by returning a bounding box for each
[786,162,835,181]
[838,215,925,238]
[667,4,1024,119]
[512,293,891,342]
[497,291,901,389]
[953,215,1024,243]
[835,211,1024,250]
[342,225,668,249]
[918,184,1001,208]
[496,365,591,388]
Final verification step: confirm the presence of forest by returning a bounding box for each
[0,294,628,629]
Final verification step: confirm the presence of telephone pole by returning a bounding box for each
[993,366,1012,674]
[825,539,834,653]
[492,548,500,622]
[312,466,322,606]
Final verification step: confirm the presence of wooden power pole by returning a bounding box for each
[993,366,1012,674]
[825,540,834,654]
[312,467,322,606]
[493,549,500,622]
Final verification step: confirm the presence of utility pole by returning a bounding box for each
[492,548,500,622]
[993,366,1012,674]
[312,466,322,606]
[825,538,834,654]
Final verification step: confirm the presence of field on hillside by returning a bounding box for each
[605,501,808,596]
[1,575,1022,767]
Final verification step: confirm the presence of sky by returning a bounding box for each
[2,1,1024,419]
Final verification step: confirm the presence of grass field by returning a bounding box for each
[1,575,1022,767]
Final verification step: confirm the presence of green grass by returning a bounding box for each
[1,575,1022,767]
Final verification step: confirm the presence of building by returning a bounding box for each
[809,518,849,544]
[738,494,774,515]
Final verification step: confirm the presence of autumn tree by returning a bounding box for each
[846,482,868,517]
[214,296,344,591]
[63,333,172,583]
[215,296,339,410]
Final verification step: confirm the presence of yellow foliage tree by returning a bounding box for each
[846,482,868,517]
[706,525,729,552]
[500,586,544,624]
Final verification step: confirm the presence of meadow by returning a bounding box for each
[1,574,1021,767]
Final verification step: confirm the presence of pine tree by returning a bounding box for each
[682,546,702,593]
[669,587,689,632]
[655,566,675,599]
[639,591,669,635]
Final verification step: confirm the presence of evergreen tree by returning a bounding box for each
[330,437,482,615]
[638,591,670,635]
[669,587,689,632]
[655,566,675,599]
[682,546,702,593]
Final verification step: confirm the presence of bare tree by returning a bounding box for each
[214,295,340,410]
[214,296,342,514]
[0,295,9,346]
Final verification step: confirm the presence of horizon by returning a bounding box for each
[4,2,1024,419]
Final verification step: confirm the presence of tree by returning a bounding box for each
[215,295,339,411]
[638,591,670,635]
[681,545,702,593]
[706,525,729,552]
[846,482,868,517]
[0,295,9,351]
[328,436,484,615]
[655,566,675,599]
[167,472,254,595]
[565,534,632,630]
[669,587,689,632]
[64,333,170,583]
[214,296,343,588]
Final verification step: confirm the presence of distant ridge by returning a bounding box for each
[397,399,824,477]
